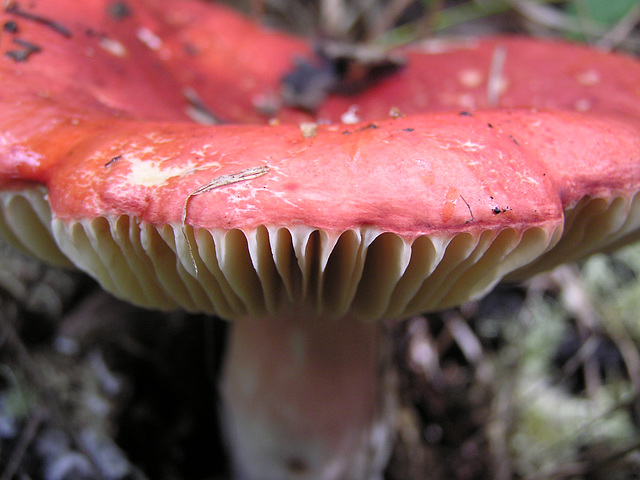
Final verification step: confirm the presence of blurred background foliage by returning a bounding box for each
[228,0,640,52]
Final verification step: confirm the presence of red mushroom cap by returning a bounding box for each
[140,0,640,123]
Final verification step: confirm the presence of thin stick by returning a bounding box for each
[460,194,474,224]
[596,0,640,50]
[181,165,270,275]
[0,405,46,480]
[487,45,507,107]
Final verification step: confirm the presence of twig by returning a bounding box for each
[487,374,516,480]
[444,311,483,365]
[596,0,640,50]
[524,438,640,480]
[506,0,606,37]
[460,194,474,224]
[369,0,414,41]
[181,166,270,275]
[487,45,507,107]
[600,312,640,425]
[550,265,607,396]
[559,334,600,380]
[0,405,47,480]
[320,0,357,38]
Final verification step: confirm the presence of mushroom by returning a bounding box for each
[2,1,640,480]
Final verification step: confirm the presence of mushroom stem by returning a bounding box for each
[221,311,396,480]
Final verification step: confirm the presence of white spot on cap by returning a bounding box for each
[125,156,198,187]
[299,122,318,138]
[5,145,42,168]
[341,105,361,124]
[576,69,601,86]
[99,37,127,57]
[137,27,163,51]
[575,98,592,112]
[458,69,483,88]
[460,140,485,152]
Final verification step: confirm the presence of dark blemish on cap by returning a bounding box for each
[6,38,42,62]
[105,154,123,167]
[3,21,18,33]
[5,3,72,38]
[492,205,512,214]
[107,2,132,21]
[356,123,379,132]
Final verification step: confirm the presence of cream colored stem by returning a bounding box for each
[221,311,394,480]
